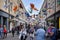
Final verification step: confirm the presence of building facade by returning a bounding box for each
[0,0,27,31]
[43,0,60,29]
[39,0,60,29]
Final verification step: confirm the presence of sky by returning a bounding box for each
[22,0,44,15]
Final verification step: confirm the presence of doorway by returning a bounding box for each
[3,17,7,28]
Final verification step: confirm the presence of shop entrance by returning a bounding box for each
[3,17,7,27]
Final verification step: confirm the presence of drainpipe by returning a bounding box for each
[54,0,56,27]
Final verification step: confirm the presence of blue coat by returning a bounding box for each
[35,28,45,40]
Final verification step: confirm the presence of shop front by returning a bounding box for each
[0,10,9,31]
[46,10,60,39]
[0,10,14,32]
[54,10,60,29]
[46,10,60,29]
[46,15,54,26]
[54,10,60,39]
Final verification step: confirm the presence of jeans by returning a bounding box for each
[0,32,3,38]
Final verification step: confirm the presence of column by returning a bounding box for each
[6,18,9,32]
[1,16,3,27]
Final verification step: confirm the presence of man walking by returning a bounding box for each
[0,25,3,38]
[48,24,57,40]
[35,24,45,40]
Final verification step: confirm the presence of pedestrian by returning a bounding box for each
[35,24,45,40]
[0,25,3,38]
[3,25,7,38]
[26,24,30,34]
[16,26,19,35]
[12,27,15,37]
[47,24,57,40]
[29,27,35,40]
[19,24,27,40]
[34,24,39,31]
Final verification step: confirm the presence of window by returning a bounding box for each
[7,0,13,12]
[17,0,20,5]
[4,0,7,9]
[5,0,7,5]
[10,2,13,11]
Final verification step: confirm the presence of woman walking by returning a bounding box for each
[19,24,27,40]
[3,25,7,38]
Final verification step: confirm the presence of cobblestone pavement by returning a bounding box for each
[0,33,35,40]
[0,33,19,40]
[1,33,59,40]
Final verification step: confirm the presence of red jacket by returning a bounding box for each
[4,29,7,33]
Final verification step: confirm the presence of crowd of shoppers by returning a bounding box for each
[18,23,57,40]
[0,22,58,40]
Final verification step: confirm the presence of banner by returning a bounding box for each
[30,3,38,11]
[30,3,34,9]
[19,3,23,9]
[13,6,18,12]
[25,12,30,17]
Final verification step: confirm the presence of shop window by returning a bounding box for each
[3,17,7,26]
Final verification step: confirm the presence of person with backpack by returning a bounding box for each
[35,24,45,40]
[48,24,57,40]
[29,24,35,40]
